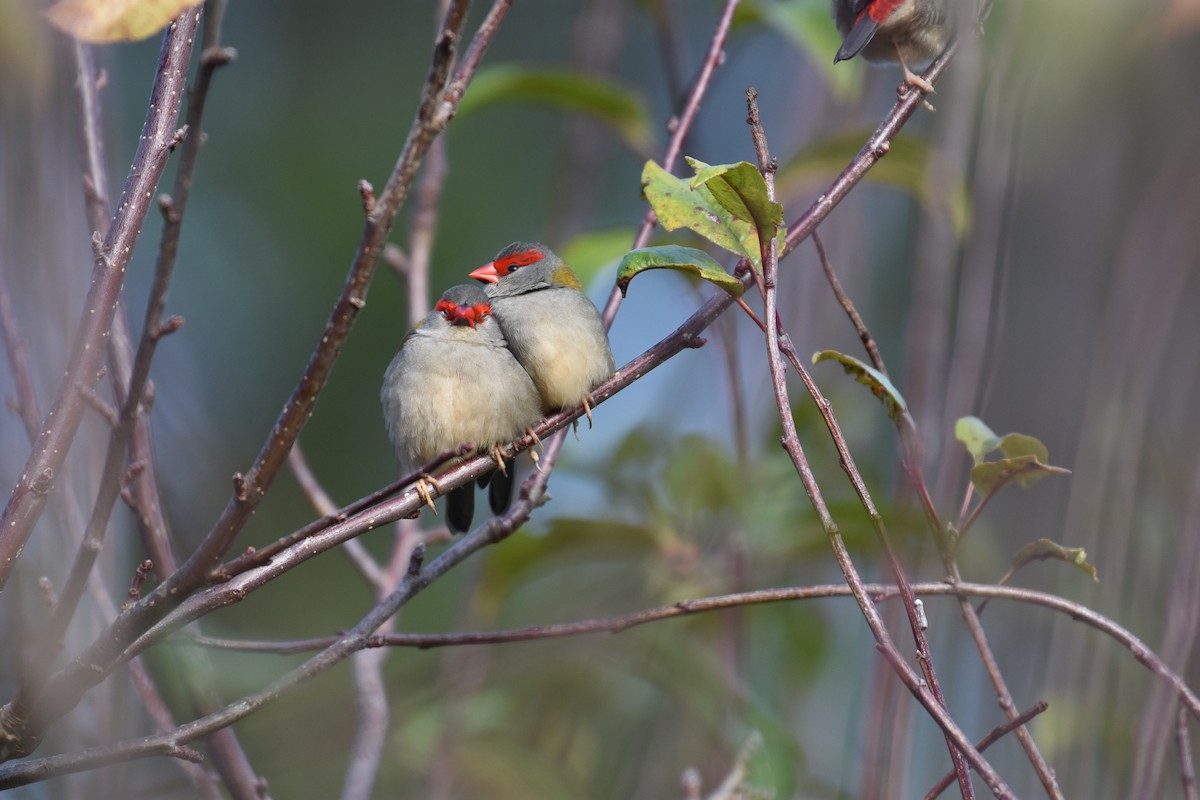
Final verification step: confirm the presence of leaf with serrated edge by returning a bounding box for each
[641,161,763,270]
[616,245,743,297]
[1011,538,1099,582]
[812,350,907,421]
[955,416,1001,464]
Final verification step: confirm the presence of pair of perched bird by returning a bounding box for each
[381,242,615,533]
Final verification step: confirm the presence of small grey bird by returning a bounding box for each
[468,242,615,424]
[831,0,952,93]
[381,284,542,533]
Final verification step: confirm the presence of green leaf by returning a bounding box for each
[777,132,972,240]
[686,158,783,258]
[955,416,1001,464]
[458,66,654,156]
[997,432,1049,464]
[641,160,765,270]
[616,245,743,298]
[1010,538,1099,582]
[970,455,1071,496]
[812,350,907,421]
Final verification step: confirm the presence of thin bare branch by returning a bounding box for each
[0,9,201,591]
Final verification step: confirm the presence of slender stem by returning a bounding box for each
[924,703,1050,799]
[1180,706,1198,800]
[0,0,499,762]
[599,0,740,329]
[0,8,200,591]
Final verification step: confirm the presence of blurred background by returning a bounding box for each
[2,0,1199,797]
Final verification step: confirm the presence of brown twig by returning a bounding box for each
[0,0,499,764]
[0,9,200,591]
[0,10,202,764]
[1180,706,1197,800]
[749,89,976,797]
[924,702,1050,799]
[812,229,1060,796]
[7,574,1198,791]
[599,0,740,329]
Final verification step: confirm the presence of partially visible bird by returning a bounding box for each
[831,0,952,93]
[469,242,615,424]
[381,283,542,533]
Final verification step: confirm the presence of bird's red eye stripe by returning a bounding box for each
[435,299,457,318]
[494,248,544,275]
[860,0,903,24]
[460,303,490,328]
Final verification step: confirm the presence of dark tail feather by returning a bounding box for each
[488,459,516,515]
[835,16,880,62]
[447,486,475,534]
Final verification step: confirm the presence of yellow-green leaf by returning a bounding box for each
[812,350,907,421]
[616,245,743,298]
[1011,538,1099,582]
[45,0,196,43]
[686,157,783,261]
[641,161,764,270]
[955,416,1001,465]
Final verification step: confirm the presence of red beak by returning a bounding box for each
[469,262,500,284]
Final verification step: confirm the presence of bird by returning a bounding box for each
[831,0,952,94]
[381,283,542,533]
[468,242,615,425]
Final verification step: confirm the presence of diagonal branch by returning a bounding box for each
[0,8,200,591]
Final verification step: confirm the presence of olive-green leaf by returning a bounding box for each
[686,158,783,255]
[970,455,1071,496]
[616,245,743,298]
[812,350,907,421]
[777,132,971,240]
[1011,538,1099,582]
[641,160,764,270]
[955,416,1001,464]
[997,432,1049,464]
[459,66,654,157]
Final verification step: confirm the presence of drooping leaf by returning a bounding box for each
[955,416,1001,464]
[458,66,654,156]
[970,455,1071,497]
[45,0,196,43]
[686,158,783,254]
[812,350,907,421]
[641,160,764,270]
[616,245,743,298]
[1010,538,1099,582]
[777,132,972,240]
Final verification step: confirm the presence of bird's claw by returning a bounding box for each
[490,445,507,474]
[415,474,441,513]
[524,427,546,473]
[581,395,595,429]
